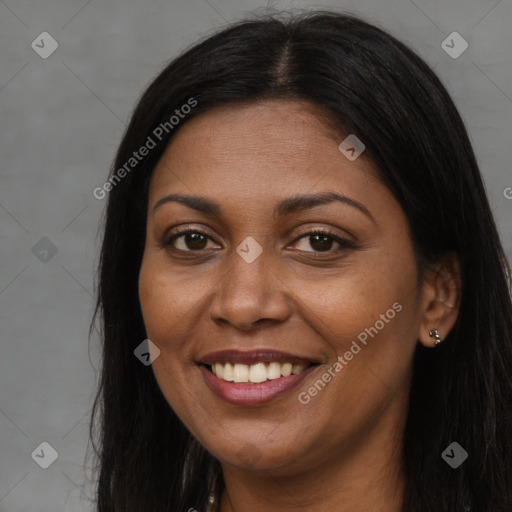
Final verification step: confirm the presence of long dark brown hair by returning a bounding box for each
[89,10,512,511]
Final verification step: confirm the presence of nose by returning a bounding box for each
[209,246,292,331]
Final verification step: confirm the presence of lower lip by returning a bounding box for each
[199,364,317,406]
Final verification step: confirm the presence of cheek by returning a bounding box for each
[293,264,412,343]
[138,254,205,344]
[293,249,419,388]
[289,279,417,442]
[138,261,175,341]
[137,256,202,427]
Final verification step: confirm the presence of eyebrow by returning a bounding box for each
[152,192,375,224]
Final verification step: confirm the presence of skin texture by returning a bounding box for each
[138,100,460,512]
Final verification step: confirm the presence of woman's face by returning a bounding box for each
[138,100,429,475]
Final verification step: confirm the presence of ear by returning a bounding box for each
[417,252,461,348]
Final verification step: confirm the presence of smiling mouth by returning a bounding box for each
[197,349,321,404]
[204,361,317,384]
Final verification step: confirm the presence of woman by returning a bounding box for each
[90,11,512,512]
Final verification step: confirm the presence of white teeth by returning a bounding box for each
[223,363,234,382]
[281,363,292,377]
[267,362,281,380]
[233,363,249,382]
[210,361,308,383]
[214,363,224,379]
[249,362,267,383]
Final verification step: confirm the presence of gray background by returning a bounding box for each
[0,0,511,510]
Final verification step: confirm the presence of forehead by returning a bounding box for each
[148,100,380,205]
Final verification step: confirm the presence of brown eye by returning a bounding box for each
[308,234,335,252]
[291,230,355,253]
[180,232,208,250]
[165,230,217,252]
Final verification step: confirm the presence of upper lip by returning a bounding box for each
[199,349,320,366]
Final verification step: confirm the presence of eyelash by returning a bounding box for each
[161,226,356,255]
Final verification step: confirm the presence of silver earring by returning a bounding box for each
[429,328,442,346]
